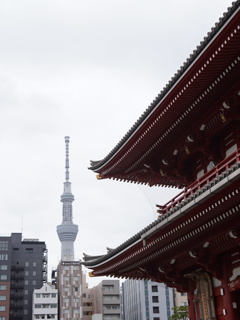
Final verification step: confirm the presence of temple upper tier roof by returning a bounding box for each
[89,1,240,188]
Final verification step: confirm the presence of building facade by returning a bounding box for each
[0,233,47,320]
[32,283,58,319]
[91,280,121,320]
[122,279,173,320]
[57,261,84,320]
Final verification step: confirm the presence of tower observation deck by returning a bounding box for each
[57,136,78,261]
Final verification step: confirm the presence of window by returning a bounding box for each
[25,248,33,253]
[25,289,28,295]
[0,275,7,280]
[153,306,159,313]
[152,296,159,303]
[35,304,41,308]
[181,292,187,296]
[0,254,8,260]
[0,265,7,271]
[152,286,158,292]
[103,285,114,291]
[36,293,40,298]
[74,287,78,292]
[25,280,28,285]
[0,241,8,251]
[153,318,160,320]
[51,293,56,298]
[33,262,37,267]
[24,309,28,315]
[25,271,29,276]
[0,306,6,311]
[33,271,36,276]
[0,317,6,320]
[0,285,6,290]
[32,280,36,285]
[0,295,6,301]
[73,266,79,270]
[24,300,28,305]
[63,309,69,314]
[50,304,57,308]
[25,262,29,267]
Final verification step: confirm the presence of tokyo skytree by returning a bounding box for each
[57,136,78,261]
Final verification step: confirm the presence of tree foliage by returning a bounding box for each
[170,306,189,320]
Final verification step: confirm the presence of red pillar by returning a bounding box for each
[221,257,238,319]
[187,279,197,320]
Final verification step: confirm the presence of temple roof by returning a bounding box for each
[89,1,240,188]
[84,1,240,276]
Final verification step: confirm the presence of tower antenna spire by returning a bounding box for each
[65,136,70,182]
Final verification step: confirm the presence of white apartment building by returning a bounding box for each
[122,279,174,320]
[32,283,58,319]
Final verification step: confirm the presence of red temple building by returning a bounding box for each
[83,2,240,319]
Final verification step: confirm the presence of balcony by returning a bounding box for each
[11,265,24,271]
[157,149,240,216]
[10,283,24,289]
[10,274,24,280]
[10,302,23,309]
[42,274,48,282]
[10,293,24,299]
[9,313,23,320]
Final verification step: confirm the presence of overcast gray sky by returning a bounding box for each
[0,0,234,287]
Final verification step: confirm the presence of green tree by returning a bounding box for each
[171,306,189,320]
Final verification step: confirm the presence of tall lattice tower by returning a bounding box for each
[57,136,78,261]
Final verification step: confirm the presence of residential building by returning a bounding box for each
[91,280,121,320]
[57,260,83,320]
[0,232,47,320]
[82,273,93,319]
[32,282,58,319]
[122,279,173,320]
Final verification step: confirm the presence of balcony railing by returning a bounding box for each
[10,283,24,289]
[9,313,24,320]
[10,302,23,309]
[10,274,24,280]
[11,265,24,271]
[157,148,240,215]
[10,293,24,299]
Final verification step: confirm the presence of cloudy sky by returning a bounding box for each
[0,0,234,287]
